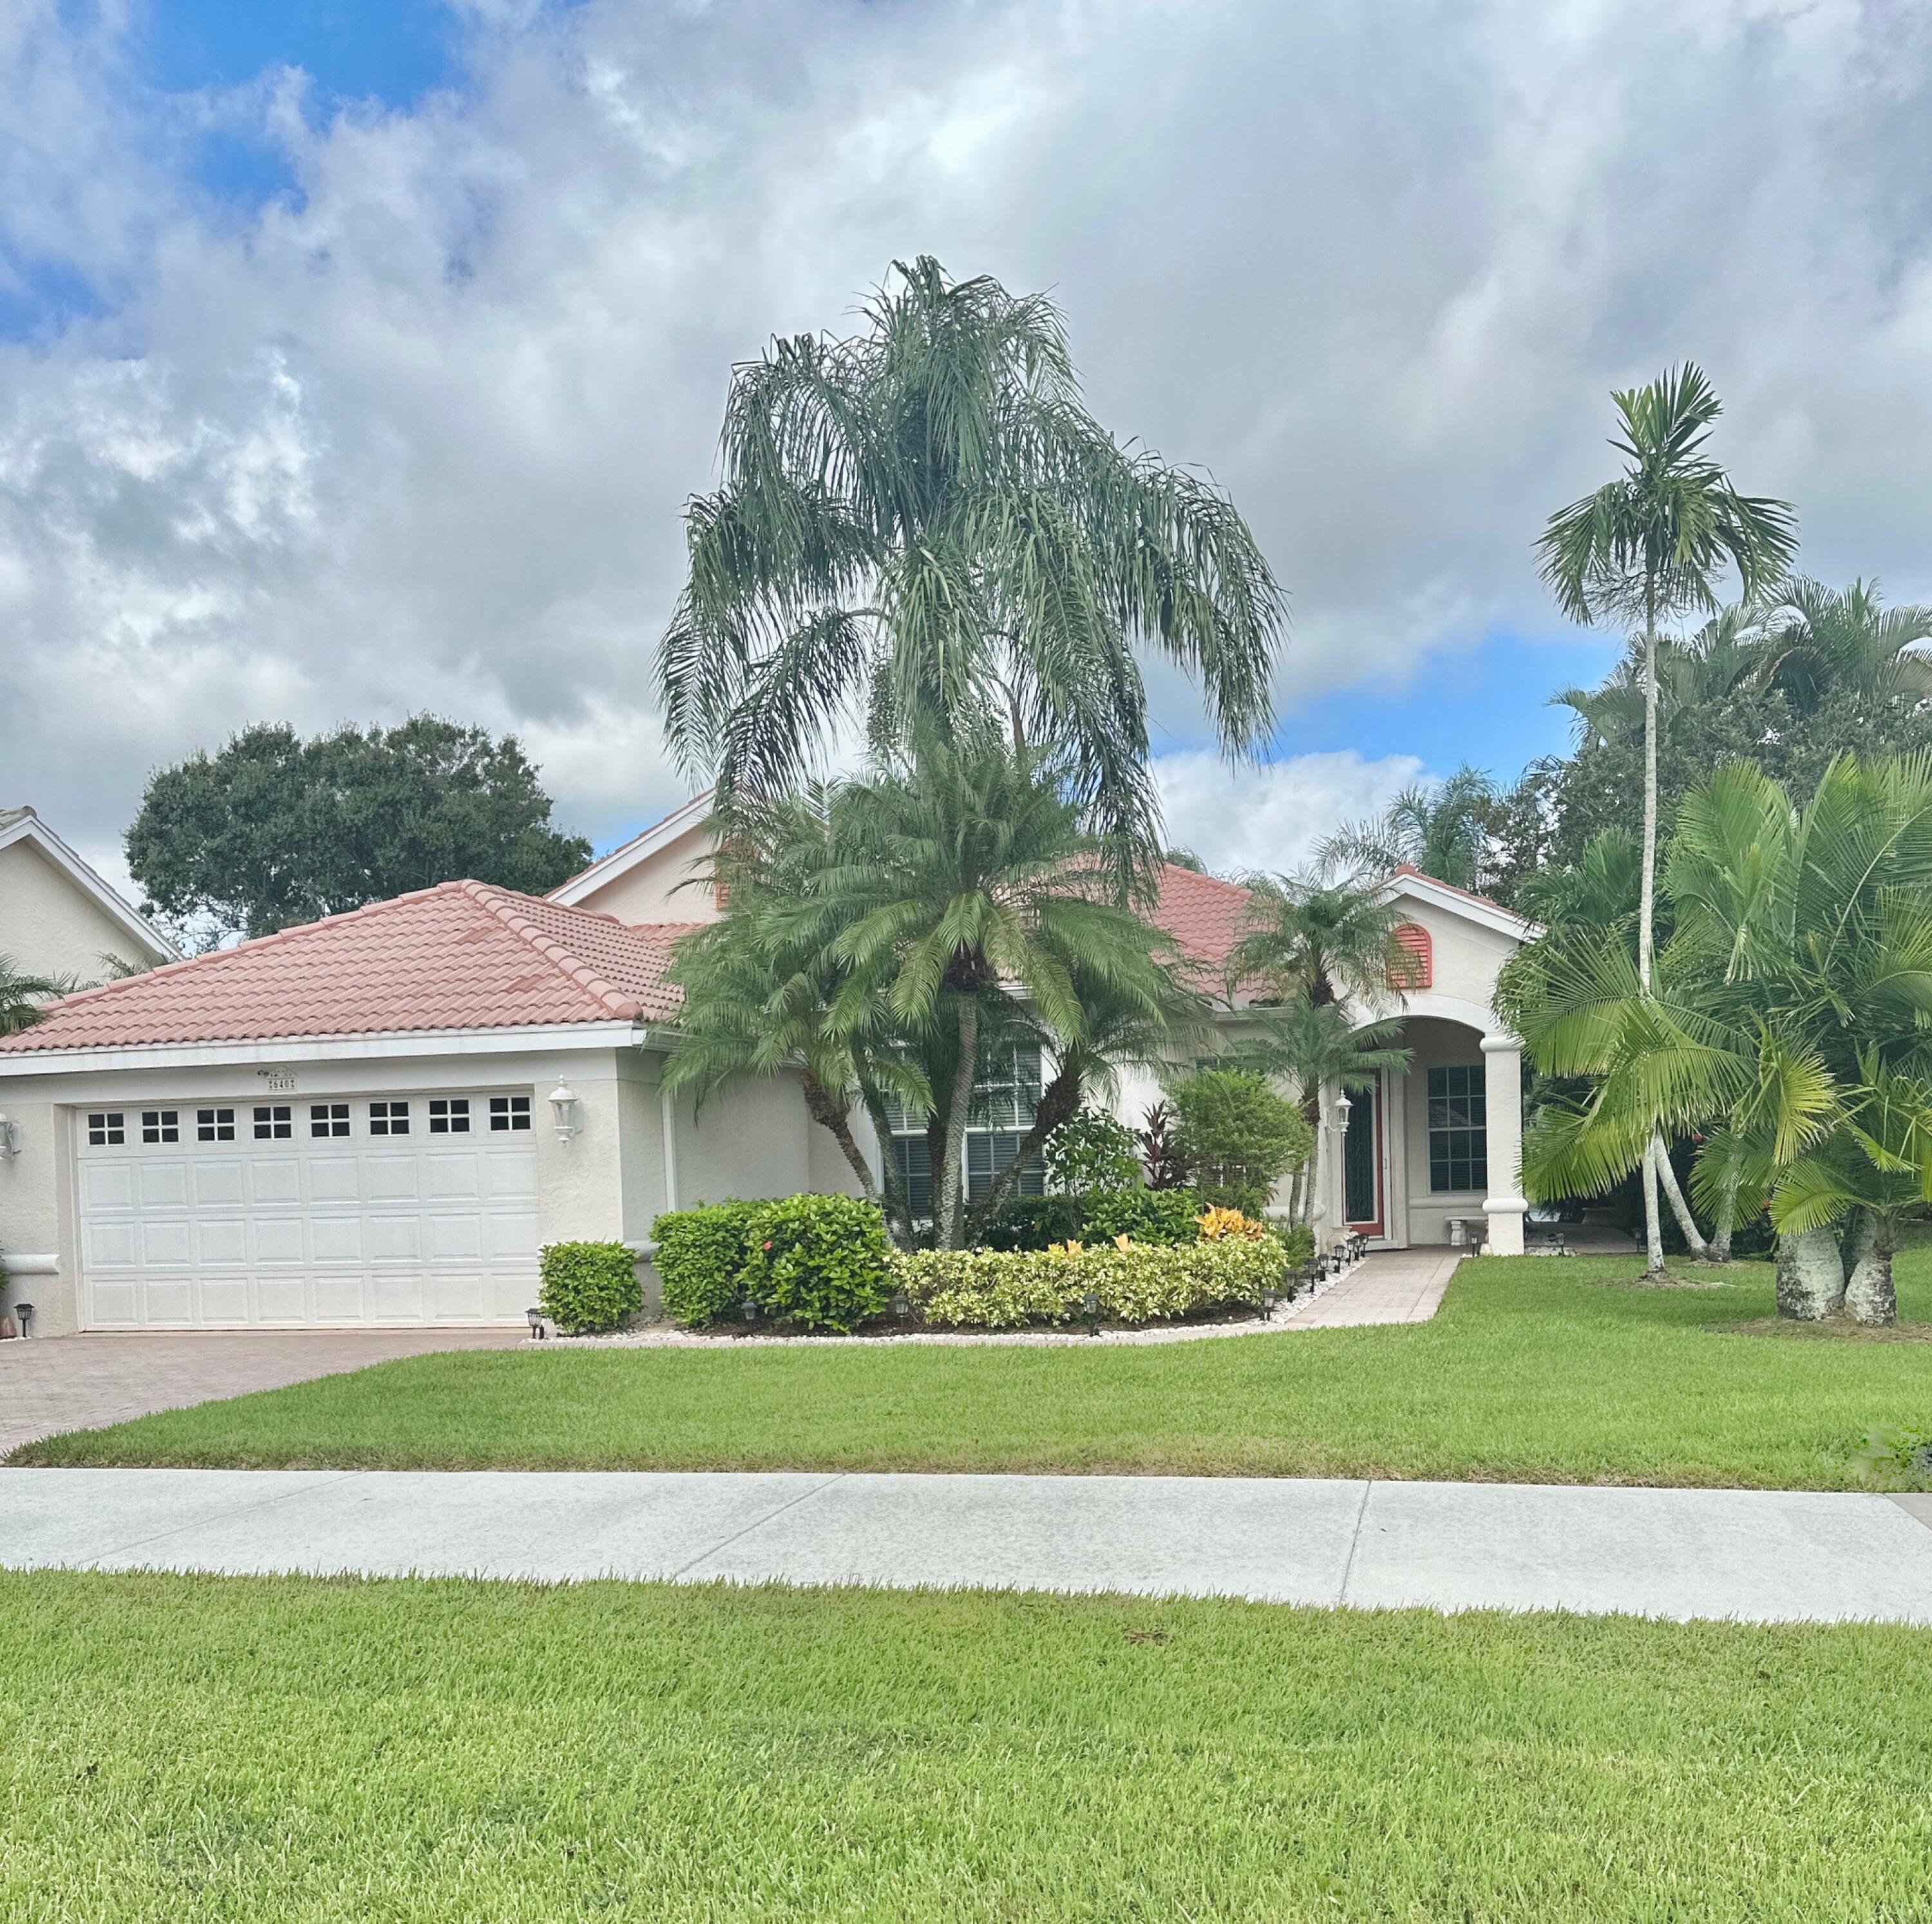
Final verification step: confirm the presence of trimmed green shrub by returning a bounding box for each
[1170,1069,1312,1217]
[980,1193,1084,1250]
[1044,1108,1141,1194]
[537,1240,641,1334]
[1081,1186,1202,1246]
[741,1193,893,1332]
[1271,1219,1317,1270]
[895,1234,1287,1330]
[653,1200,761,1326]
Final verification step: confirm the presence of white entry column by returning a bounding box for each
[1480,1033,1527,1256]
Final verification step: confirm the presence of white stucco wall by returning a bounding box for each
[0,840,158,984]
[571,822,720,925]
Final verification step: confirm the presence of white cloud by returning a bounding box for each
[1153,749,1423,879]
[1,0,1930,876]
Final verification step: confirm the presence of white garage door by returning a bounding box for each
[77,1091,540,1328]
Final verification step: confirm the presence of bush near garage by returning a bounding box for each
[652,1200,762,1326]
[537,1241,642,1334]
[893,1233,1288,1330]
[740,1193,893,1333]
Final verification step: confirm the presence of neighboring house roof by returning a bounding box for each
[548,789,715,908]
[0,807,175,963]
[0,881,700,1055]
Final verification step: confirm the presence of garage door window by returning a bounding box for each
[429,1098,471,1134]
[253,1104,292,1140]
[489,1095,531,1132]
[197,1108,235,1142]
[88,1111,125,1146]
[310,1103,350,1139]
[141,1109,179,1144]
[369,1100,410,1136]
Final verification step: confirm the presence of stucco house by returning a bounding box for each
[0,797,1530,1336]
[0,807,174,985]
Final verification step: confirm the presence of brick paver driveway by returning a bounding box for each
[0,1329,526,1457]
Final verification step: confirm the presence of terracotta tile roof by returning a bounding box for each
[0,882,703,1055]
[1149,862,1253,971]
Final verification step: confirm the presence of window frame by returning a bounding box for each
[1426,1062,1488,1194]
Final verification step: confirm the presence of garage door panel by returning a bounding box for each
[200,1279,251,1322]
[195,1162,247,1205]
[310,1160,361,1204]
[137,1162,191,1209]
[81,1164,137,1211]
[251,1160,302,1205]
[79,1091,536,1328]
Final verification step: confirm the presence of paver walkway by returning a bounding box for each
[5,1467,1931,1625]
[1285,1248,1459,1326]
[0,1329,525,1456]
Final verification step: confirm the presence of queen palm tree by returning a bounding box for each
[1515,754,1932,1323]
[1223,872,1407,1011]
[0,958,70,1036]
[1537,363,1797,1276]
[819,735,1196,1249]
[656,257,1286,877]
[1315,766,1499,891]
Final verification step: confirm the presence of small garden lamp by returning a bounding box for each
[741,1292,761,1325]
[1260,1279,1280,1321]
[15,1302,32,1337]
[891,1287,912,1325]
[547,1082,581,1144]
[1083,1287,1101,1337]
[525,1306,546,1340]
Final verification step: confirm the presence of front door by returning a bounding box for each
[1342,1076,1385,1239]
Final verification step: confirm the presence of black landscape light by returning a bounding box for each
[891,1288,912,1325]
[1083,1287,1101,1337]
[15,1301,32,1338]
[525,1306,546,1341]
[741,1292,761,1325]
[1260,1281,1280,1321]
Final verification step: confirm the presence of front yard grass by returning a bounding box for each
[17,1251,1932,1485]
[3,1569,1929,1922]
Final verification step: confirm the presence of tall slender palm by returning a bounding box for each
[1316,766,1498,891]
[822,737,1195,1249]
[0,957,70,1036]
[1223,873,1407,1011]
[656,257,1287,874]
[1538,363,1797,1276]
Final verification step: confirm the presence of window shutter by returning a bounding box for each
[1390,923,1432,990]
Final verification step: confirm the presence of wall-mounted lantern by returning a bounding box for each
[547,1082,581,1144]
[0,1113,19,1160]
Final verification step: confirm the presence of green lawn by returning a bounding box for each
[16,1252,1932,1485]
[3,1570,1929,1922]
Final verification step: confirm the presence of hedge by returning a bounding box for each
[981,1187,1202,1250]
[652,1200,762,1326]
[537,1241,641,1334]
[893,1234,1289,1330]
[739,1193,893,1332]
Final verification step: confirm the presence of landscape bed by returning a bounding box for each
[3,1569,1930,1923]
[16,1252,1932,1487]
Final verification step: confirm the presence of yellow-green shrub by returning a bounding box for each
[892,1234,1287,1330]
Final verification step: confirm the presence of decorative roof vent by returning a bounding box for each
[1390,922,1432,991]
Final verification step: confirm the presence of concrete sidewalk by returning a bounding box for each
[5,1467,1931,1625]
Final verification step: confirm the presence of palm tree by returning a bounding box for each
[1316,766,1498,891]
[1223,873,1407,1011]
[1753,576,1932,714]
[656,257,1287,873]
[1537,363,1797,1276]
[821,735,1196,1249]
[0,957,71,1036]
[1515,754,1932,1323]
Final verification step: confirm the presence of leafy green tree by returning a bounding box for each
[1537,363,1797,1276]
[1316,766,1499,891]
[1512,755,1932,1324]
[1043,1109,1142,1196]
[656,256,1287,871]
[1168,1068,1312,1219]
[126,716,592,940]
[0,957,71,1036]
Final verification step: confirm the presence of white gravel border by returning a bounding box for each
[527,1256,1365,1349]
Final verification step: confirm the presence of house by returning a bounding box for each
[0,807,174,984]
[0,799,1530,1335]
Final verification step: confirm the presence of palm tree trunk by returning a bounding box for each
[1709,1162,1739,1263]
[936,995,979,1249]
[1638,590,1665,1276]
[1775,1225,1845,1321]
[1651,1134,1708,1258]
[964,1061,1083,1236]
[800,1072,881,1207]
[855,1075,914,1249]
[1843,1209,1897,1327]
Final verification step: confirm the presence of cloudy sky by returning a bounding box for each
[4,0,1930,895]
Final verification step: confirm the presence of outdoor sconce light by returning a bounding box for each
[547,1082,581,1144]
[0,1113,19,1160]
[526,1306,547,1341]
[1333,1093,1352,1130]
[1083,1287,1101,1337]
